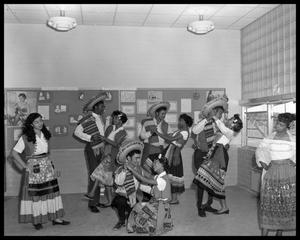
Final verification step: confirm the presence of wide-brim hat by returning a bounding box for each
[202,97,229,117]
[147,101,170,117]
[83,92,109,112]
[116,140,144,164]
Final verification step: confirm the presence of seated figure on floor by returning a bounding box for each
[111,140,144,231]
[126,153,173,236]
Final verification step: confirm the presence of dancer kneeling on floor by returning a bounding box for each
[111,140,144,231]
[126,153,173,236]
[193,113,243,215]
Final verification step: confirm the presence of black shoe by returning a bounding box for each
[89,206,100,213]
[33,223,43,230]
[96,203,111,208]
[113,222,125,230]
[198,208,206,217]
[214,209,229,215]
[204,205,218,213]
[84,193,94,200]
[52,220,71,225]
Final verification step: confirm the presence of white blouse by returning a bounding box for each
[171,130,189,147]
[13,132,48,155]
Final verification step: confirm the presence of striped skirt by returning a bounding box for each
[20,154,64,225]
[193,144,229,199]
[259,159,296,231]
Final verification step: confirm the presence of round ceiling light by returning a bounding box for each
[47,10,77,32]
[187,15,214,35]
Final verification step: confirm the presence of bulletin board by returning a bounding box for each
[135,88,226,137]
[4,89,119,150]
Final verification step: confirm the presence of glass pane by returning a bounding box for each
[247,104,267,112]
[285,101,296,113]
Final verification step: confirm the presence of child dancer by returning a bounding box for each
[84,110,128,207]
[193,114,243,214]
[153,113,193,204]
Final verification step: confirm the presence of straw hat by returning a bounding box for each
[116,140,144,164]
[202,96,228,117]
[147,101,170,117]
[83,92,109,112]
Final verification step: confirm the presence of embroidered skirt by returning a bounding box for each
[20,154,64,224]
[193,144,229,199]
[259,159,296,230]
[90,155,116,186]
[166,145,185,194]
[127,199,173,235]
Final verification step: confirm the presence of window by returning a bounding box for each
[243,100,295,147]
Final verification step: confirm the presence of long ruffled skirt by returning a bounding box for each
[259,159,296,231]
[20,155,64,225]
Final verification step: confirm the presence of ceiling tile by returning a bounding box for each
[13,10,48,19]
[210,16,240,25]
[18,18,47,24]
[82,12,114,23]
[81,4,116,12]
[117,4,152,13]
[144,23,174,27]
[244,7,272,19]
[45,4,80,11]
[175,15,199,25]
[151,4,188,14]
[183,4,225,16]
[4,9,15,19]
[226,4,259,7]
[7,4,45,11]
[230,17,256,28]
[258,4,280,8]
[145,14,178,25]
[214,5,255,17]
[115,13,146,24]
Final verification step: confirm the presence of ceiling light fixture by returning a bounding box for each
[47,10,77,32]
[187,15,214,35]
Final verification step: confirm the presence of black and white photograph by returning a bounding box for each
[4,4,296,237]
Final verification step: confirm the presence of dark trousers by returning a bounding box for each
[84,144,103,207]
[111,195,132,223]
[194,149,213,209]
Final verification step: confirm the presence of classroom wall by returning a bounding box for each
[4,24,241,196]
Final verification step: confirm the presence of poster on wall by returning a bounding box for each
[54,104,68,114]
[181,98,192,113]
[120,90,136,103]
[53,125,68,136]
[37,105,50,120]
[148,91,163,102]
[205,90,226,103]
[165,113,177,124]
[69,114,84,125]
[124,117,135,128]
[169,101,178,112]
[121,105,135,116]
[137,99,148,114]
[5,91,38,127]
[37,91,51,103]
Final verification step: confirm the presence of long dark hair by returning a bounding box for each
[22,113,51,143]
[277,112,296,129]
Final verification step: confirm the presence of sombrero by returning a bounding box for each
[116,140,144,164]
[83,92,109,112]
[147,101,170,117]
[202,96,229,117]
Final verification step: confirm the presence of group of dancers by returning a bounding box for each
[10,91,295,236]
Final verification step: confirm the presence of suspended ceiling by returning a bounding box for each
[4,4,280,30]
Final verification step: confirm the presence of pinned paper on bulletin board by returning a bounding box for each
[38,105,50,120]
[38,91,51,103]
[137,99,148,114]
[181,98,192,113]
[121,105,135,115]
[53,125,68,136]
[148,91,163,102]
[120,90,136,103]
[165,113,177,124]
[169,101,177,112]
